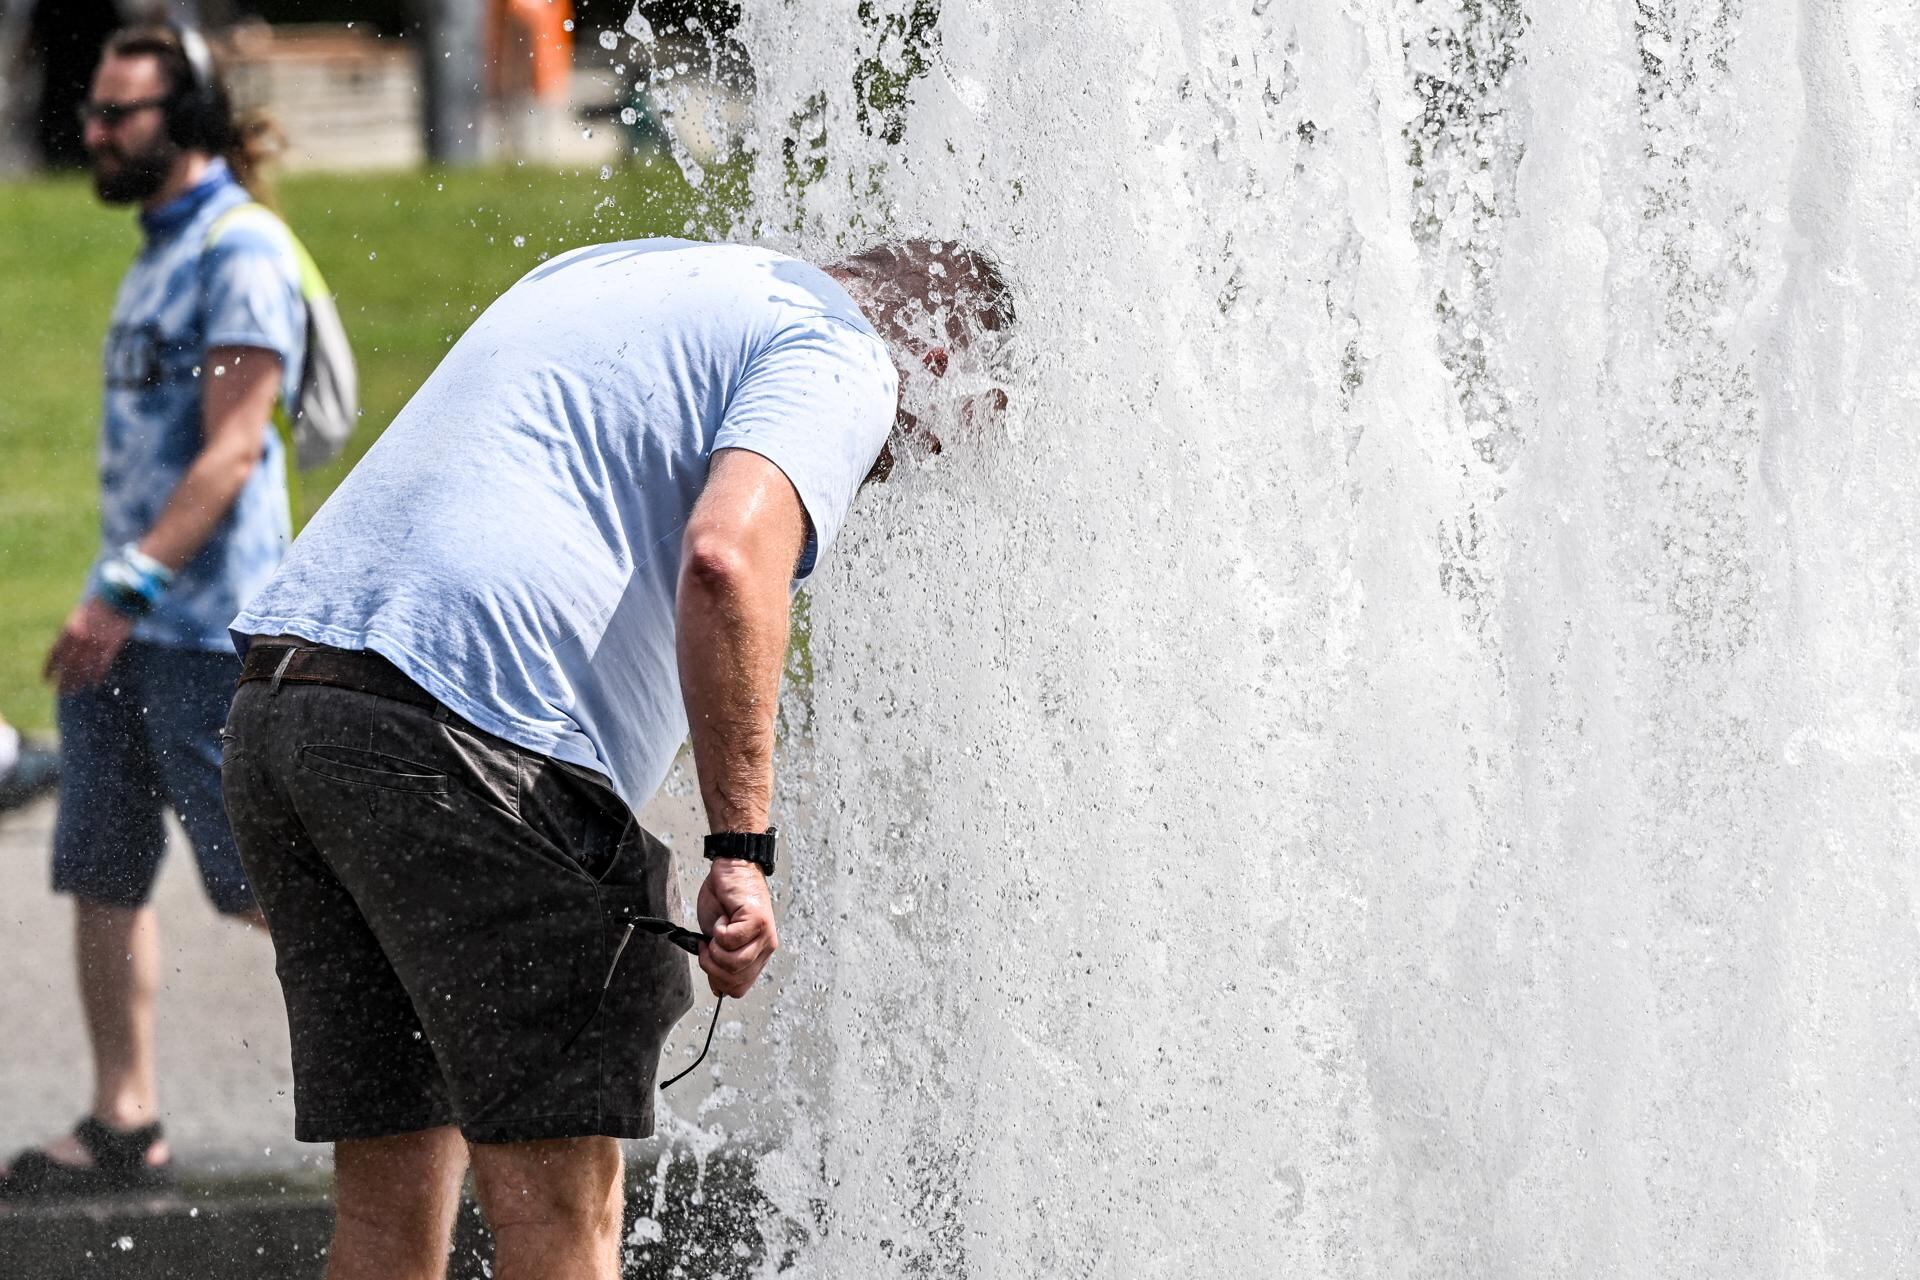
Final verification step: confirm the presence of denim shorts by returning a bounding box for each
[53,640,254,915]
[220,651,694,1145]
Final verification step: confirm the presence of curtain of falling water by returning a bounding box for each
[700,2,1920,1274]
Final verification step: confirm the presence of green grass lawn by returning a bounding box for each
[0,156,732,734]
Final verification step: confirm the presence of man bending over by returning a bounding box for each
[220,236,1011,1280]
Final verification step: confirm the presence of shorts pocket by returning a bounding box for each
[595,883,698,1042]
[298,744,450,794]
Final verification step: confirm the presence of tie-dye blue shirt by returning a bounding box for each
[93,159,305,651]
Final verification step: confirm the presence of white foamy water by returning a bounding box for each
[706,3,1920,1274]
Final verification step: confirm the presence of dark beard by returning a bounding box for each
[91,137,180,205]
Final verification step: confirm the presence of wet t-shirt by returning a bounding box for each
[97,159,306,650]
[233,238,897,810]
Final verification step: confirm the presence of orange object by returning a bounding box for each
[488,0,574,103]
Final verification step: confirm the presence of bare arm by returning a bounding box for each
[676,447,809,997]
[45,346,281,693]
[140,345,282,570]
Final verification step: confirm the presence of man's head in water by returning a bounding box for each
[826,240,1015,483]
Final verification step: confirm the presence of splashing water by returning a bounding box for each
[712,2,1920,1275]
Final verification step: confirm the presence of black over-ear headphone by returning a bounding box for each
[163,23,231,152]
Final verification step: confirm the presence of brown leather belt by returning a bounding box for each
[238,642,439,711]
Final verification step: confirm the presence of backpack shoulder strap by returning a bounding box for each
[204,199,276,252]
[204,200,330,300]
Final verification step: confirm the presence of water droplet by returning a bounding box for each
[561,18,574,31]
[581,127,595,140]
[368,251,377,260]
[114,1237,134,1252]
[620,107,638,125]
[598,30,619,51]
[624,9,656,43]
[513,235,526,247]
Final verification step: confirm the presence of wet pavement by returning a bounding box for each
[0,792,300,1177]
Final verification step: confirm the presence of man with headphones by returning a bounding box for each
[0,24,307,1199]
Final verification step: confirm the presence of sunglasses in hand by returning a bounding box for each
[563,913,726,1091]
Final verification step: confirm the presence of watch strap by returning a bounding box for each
[703,827,777,875]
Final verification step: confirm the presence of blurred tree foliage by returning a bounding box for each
[853,0,938,144]
[580,0,740,35]
[776,0,940,225]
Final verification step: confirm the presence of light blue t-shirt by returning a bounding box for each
[96,158,307,651]
[233,239,898,809]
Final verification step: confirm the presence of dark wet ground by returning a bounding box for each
[0,1150,776,1278]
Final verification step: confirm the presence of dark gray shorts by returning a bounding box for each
[221,655,693,1145]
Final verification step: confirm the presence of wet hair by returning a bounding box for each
[831,239,1015,346]
[103,24,284,206]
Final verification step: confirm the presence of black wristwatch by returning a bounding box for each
[704,827,777,877]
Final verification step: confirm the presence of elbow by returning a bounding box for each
[680,537,752,600]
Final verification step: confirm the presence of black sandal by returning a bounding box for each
[0,1118,173,1200]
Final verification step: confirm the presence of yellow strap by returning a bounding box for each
[205,202,330,300]
[204,201,310,509]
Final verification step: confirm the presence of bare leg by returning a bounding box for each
[68,898,169,1166]
[76,899,162,1125]
[328,1128,468,1280]
[470,1137,624,1280]
[77,902,263,1146]
[0,899,169,1175]
[77,899,167,1136]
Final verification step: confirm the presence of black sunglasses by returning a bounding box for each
[77,97,170,127]
[559,914,727,1091]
